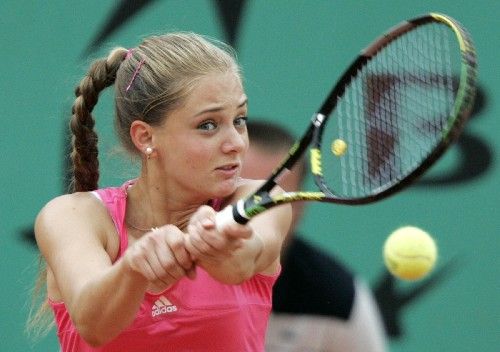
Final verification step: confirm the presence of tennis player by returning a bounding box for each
[241,120,387,352]
[28,32,291,351]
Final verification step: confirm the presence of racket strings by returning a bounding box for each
[323,22,460,198]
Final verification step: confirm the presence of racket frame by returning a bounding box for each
[220,13,477,226]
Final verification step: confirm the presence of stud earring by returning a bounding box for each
[145,147,153,159]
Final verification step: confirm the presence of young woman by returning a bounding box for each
[29,32,291,351]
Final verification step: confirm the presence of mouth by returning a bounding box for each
[215,162,240,177]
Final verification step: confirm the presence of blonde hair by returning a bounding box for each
[27,32,241,338]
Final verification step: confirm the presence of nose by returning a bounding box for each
[221,126,248,154]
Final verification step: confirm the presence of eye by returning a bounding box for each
[234,116,248,128]
[198,120,217,131]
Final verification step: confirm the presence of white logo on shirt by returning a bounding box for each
[152,295,177,317]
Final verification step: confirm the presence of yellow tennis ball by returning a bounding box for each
[383,226,438,281]
[331,139,347,156]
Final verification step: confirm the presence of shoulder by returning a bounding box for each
[37,192,103,221]
[35,192,112,246]
[220,178,263,207]
[235,177,265,196]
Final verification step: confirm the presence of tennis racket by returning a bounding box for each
[216,12,477,229]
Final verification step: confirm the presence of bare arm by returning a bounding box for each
[36,193,193,346]
[186,180,292,284]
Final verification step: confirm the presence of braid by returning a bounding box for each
[69,48,126,192]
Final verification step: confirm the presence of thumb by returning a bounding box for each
[221,223,253,240]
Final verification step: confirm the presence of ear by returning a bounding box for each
[130,120,153,154]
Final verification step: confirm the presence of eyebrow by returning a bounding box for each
[194,97,248,117]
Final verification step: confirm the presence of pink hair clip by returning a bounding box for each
[125,48,134,60]
[126,57,146,92]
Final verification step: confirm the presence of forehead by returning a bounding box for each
[186,71,246,107]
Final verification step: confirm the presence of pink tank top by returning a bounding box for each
[49,181,279,351]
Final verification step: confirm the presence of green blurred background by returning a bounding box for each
[1,1,498,351]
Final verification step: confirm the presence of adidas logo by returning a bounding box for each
[151,295,177,317]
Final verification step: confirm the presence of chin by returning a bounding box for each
[215,179,240,197]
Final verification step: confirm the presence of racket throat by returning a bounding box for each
[312,113,326,127]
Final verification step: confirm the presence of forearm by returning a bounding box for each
[68,258,148,347]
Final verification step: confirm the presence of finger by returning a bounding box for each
[187,224,217,258]
[189,205,216,227]
[222,223,253,240]
[149,252,179,283]
[162,229,196,273]
[153,243,186,282]
[200,217,215,230]
[196,221,230,255]
[136,235,180,283]
[185,233,201,260]
[198,222,241,251]
[128,246,161,282]
[153,227,192,280]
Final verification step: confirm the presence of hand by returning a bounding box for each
[186,205,252,262]
[124,225,196,288]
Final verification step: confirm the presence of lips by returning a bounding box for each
[215,162,240,177]
[218,164,238,170]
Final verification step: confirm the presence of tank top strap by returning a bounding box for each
[92,180,135,259]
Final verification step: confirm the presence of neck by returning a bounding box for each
[125,178,206,232]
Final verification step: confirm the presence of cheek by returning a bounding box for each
[182,143,215,169]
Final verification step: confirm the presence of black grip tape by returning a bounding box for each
[232,205,249,225]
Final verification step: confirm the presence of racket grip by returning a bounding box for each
[215,202,249,232]
[215,205,238,232]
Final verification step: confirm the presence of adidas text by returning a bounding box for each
[152,305,177,317]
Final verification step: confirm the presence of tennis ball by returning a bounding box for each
[331,139,347,156]
[383,226,437,281]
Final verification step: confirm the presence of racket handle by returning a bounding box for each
[215,201,249,232]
